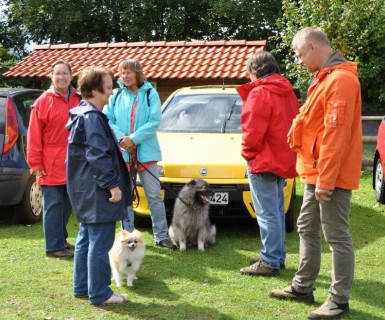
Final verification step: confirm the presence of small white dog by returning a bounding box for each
[109,229,146,287]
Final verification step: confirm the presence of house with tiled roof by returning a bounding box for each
[3,40,266,102]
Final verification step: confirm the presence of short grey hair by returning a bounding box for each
[292,27,331,50]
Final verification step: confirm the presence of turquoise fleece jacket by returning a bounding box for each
[103,81,162,163]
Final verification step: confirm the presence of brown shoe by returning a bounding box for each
[46,250,74,258]
[249,257,286,269]
[308,299,349,319]
[240,259,279,277]
[269,285,315,304]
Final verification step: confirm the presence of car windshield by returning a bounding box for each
[159,94,242,133]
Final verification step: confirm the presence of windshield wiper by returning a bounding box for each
[221,99,237,133]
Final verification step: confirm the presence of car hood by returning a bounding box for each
[158,133,246,179]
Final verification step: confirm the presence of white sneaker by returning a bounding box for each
[101,293,128,305]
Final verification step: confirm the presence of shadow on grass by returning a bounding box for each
[295,273,385,319]
[121,272,181,301]
[350,203,385,250]
[97,300,236,320]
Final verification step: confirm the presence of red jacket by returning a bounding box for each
[27,86,80,186]
[287,53,362,190]
[237,74,299,178]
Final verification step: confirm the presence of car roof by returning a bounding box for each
[0,88,44,97]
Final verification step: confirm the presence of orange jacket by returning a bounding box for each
[287,52,362,190]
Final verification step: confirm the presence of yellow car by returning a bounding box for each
[133,85,296,231]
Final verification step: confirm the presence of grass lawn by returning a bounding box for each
[1,170,384,320]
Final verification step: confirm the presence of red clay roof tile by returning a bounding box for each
[3,40,266,80]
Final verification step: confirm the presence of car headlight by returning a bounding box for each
[157,165,164,177]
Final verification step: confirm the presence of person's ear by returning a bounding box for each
[308,42,316,52]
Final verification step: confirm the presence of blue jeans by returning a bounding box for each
[247,170,286,270]
[41,185,71,252]
[73,222,116,305]
[122,164,169,242]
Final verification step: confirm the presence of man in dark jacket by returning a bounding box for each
[66,66,131,305]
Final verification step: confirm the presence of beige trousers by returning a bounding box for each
[292,184,354,304]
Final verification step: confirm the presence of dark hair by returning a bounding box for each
[247,51,280,79]
[50,60,72,74]
[118,59,145,86]
[77,66,114,99]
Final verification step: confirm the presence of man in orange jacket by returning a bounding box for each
[270,27,362,320]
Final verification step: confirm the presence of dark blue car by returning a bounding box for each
[0,88,43,224]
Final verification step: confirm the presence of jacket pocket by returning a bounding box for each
[288,118,303,149]
[311,136,319,168]
[326,100,345,127]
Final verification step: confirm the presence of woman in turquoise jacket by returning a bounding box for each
[103,59,175,250]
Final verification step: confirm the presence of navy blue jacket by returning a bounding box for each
[66,100,131,223]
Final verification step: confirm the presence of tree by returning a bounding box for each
[3,0,281,51]
[0,44,17,86]
[275,0,385,106]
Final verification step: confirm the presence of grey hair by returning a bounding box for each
[118,59,145,86]
[292,27,331,50]
[50,60,72,74]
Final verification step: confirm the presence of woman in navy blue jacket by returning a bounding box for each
[66,66,131,305]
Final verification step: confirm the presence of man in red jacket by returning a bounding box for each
[27,60,80,258]
[237,51,299,276]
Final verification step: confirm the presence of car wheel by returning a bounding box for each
[14,175,43,224]
[285,187,296,233]
[134,213,152,228]
[375,157,385,204]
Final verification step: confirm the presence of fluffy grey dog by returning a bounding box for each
[169,179,216,252]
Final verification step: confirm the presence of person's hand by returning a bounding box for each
[109,186,122,203]
[119,136,136,152]
[32,169,46,176]
[315,188,333,204]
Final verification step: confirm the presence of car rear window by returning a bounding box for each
[160,94,242,133]
[13,93,42,129]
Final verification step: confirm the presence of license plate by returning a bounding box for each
[210,192,229,205]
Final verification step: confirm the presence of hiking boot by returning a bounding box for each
[308,299,349,319]
[240,259,279,277]
[269,285,315,304]
[249,257,286,269]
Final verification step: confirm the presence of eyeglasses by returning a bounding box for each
[53,72,70,77]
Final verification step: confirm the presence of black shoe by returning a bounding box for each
[250,257,286,269]
[46,250,74,258]
[65,242,75,250]
[156,239,176,250]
